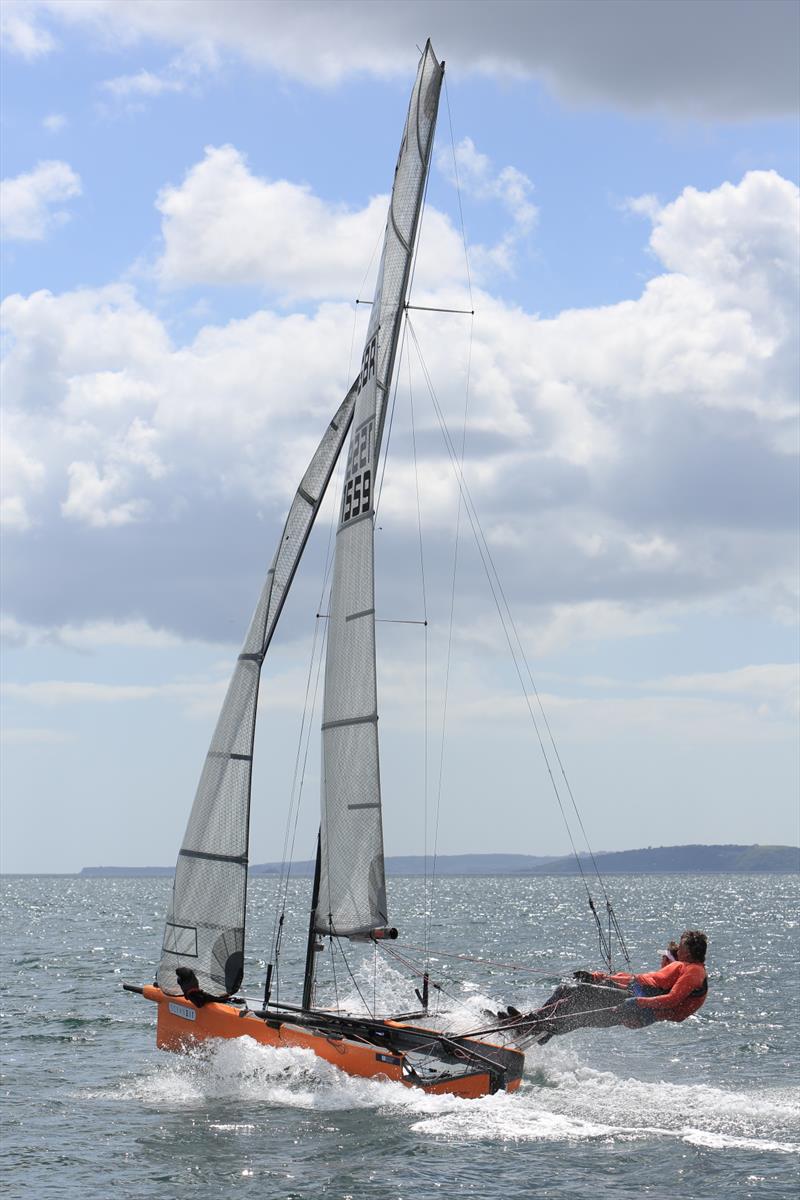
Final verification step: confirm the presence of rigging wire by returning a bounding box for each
[406,342,431,968]
[460,997,632,1047]
[374,937,604,1030]
[426,81,475,962]
[516,666,631,964]
[265,367,352,997]
[427,314,474,962]
[373,315,408,522]
[284,619,329,950]
[354,218,388,318]
[302,169,391,1007]
[443,73,474,309]
[328,929,339,1013]
[373,50,438,519]
[376,942,476,1017]
[332,934,373,1017]
[266,618,320,964]
[388,939,596,979]
[267,607,331,1001]
[404,316,627,970]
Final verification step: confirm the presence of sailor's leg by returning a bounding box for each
[536,983,574,1012]
[527,982,629,1038]
[619,1001,659,1029]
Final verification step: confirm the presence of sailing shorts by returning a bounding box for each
[621,983,664,1027]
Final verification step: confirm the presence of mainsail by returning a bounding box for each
[157,384,358,997]
[315,42,445,939]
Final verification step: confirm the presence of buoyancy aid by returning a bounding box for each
[602,960,708,1022]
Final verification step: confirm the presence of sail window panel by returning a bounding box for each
[162,922,198,957]
[318,720,387,936]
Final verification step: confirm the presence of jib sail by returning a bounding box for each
[157,384,357,997]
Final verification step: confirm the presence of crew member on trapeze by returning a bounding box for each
[496,929,708,1043]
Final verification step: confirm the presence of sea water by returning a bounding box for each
[1,873,797,1199]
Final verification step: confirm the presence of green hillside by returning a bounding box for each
[524,844,799,875]
[79,844,798,877]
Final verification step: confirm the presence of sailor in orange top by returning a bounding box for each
[512,930,708,1042]
[596,930,708,1026]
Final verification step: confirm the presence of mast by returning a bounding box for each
[311,42,444,957]
[301,834,323,1009]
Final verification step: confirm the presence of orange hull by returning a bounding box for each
[140,986,522,1099]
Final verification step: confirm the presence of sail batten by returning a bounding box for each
[156,382,358,998]
[315,42,444,940]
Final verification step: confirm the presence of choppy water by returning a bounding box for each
[1,873,798,1199]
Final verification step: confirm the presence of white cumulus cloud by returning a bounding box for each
[0,613,185,650]
[1,428,45,531]
[155,144,394,296]
[103,68,187,99]
[440,137,537,231]
[649,170,800,321]
[1,160,81,241]
[154,143,535,297]
[0,170,797,645]
[42,112,67,133]
[0,2,55,58]
[437,137,537,275]
[100,40,219,107]
[61,460,149,528]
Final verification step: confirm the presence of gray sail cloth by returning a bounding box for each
[316,42,444,939]
[157,385,358,998]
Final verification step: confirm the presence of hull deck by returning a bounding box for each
[132,985,524,1099]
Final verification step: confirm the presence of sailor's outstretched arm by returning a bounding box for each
[591,969,634,987]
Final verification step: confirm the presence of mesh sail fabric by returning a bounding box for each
[157,386,357,997]
[316,42,444,939]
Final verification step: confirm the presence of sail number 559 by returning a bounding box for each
[342,417,374,524]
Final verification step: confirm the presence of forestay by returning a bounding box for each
[157,385,358,997]
[316,42,444,939]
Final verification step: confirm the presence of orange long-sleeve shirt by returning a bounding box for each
[597,960,707,1022]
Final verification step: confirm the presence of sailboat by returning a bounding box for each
[125,40,532,1098]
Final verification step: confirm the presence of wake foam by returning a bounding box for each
[97,1024,799,1155]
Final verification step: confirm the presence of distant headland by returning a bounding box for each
[80,844,798,877]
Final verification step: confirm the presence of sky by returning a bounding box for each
[1,0,798,875]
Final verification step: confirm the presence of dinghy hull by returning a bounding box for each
[138,985,523,1099]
